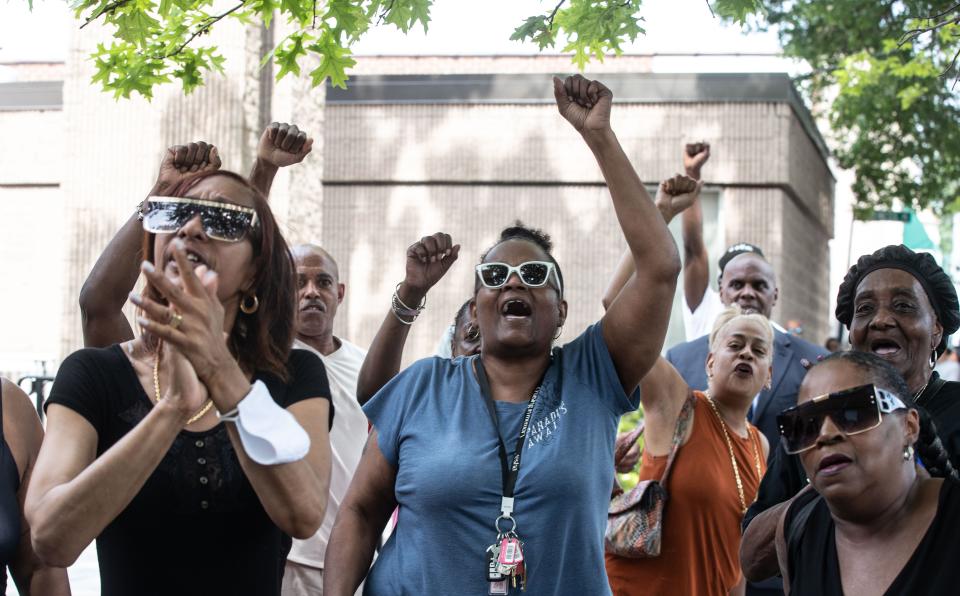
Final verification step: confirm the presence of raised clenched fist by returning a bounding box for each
[552,75,613,136]
[683,142,710,178]
[154,142,221,195]
[404,232,460,295]
[655,174,703,224]
[257,122,313,168]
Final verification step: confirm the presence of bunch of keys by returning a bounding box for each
[486,533,526,593]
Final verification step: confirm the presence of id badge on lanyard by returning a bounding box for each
[476,358,545,594]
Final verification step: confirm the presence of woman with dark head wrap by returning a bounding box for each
[835,244,960,414]
[742,244,960,586]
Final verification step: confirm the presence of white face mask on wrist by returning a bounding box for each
[220,380,311,465]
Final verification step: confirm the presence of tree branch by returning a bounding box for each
[80,0,132,29]
[946,45,960,90]
[705,0,715,18]
[930,2,960,22]
[547,0,567,30]
[899,9,960,47]
[377,0,395,25]
[163,2,246,58]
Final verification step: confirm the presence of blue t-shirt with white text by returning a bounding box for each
[362,322,640,595]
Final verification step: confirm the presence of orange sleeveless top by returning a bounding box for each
[605,391,766,596]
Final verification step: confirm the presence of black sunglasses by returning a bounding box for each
[141,196,259,242]
[777,383,908,454]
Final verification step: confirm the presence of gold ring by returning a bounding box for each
[169,311,183,330]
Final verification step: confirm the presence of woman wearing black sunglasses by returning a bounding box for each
[773,351,959,595]
[324,75,681,595]
[742,244,960,585]
[25,169,333,596]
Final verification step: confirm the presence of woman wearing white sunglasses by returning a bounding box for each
[773,351,959,595]
[324,75,681,595]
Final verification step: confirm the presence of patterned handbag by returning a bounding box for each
[605,392,695,558]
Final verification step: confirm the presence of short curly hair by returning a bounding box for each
[835,244,960,356]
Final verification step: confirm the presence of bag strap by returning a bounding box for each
[658,391,696,484]
[784,491,821,580]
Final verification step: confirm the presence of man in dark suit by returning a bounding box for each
[665,249,828,456]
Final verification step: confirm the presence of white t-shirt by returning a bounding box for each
[682,286,726,341]
[288,338,369,569]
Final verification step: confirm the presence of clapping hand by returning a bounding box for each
[655,174,703,224]
[552,75,613,136]
[257,122,313,168]
[154,142,221,196]
[131,241,231,386]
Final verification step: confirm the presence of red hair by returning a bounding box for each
[142,170,295,380]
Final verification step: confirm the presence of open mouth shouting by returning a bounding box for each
[733,362,754,377]
[870,337,902,359]
[500,298,533,321]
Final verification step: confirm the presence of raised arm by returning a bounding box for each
[553,75,681,391]
[323,432,398,596]
[248,122,313,197]
[356,233,460,405]
[681,142,711,311]
[79,142,220,348]
[601,175,702,310]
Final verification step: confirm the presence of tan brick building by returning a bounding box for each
[0,50,834,379]
[321,71,835,359]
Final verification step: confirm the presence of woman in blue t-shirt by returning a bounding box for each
[324,75,682,596]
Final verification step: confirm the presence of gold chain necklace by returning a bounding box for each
[153,340,214,425]
[705,393,762,514]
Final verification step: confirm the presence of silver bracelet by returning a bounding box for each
[390,308,417,326]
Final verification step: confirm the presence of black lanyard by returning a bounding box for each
[474,358,546,511]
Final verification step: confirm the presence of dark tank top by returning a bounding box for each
[0,383,23,592]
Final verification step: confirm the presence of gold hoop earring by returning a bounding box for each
[240,294,259,315]
[554,326,563,340]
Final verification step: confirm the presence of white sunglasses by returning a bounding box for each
[475,261,563,297]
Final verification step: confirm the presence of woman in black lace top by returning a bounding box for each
[24,170,333,596]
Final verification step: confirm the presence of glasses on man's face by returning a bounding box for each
[141,196,259,242]
[777,383,907,454]
[475,261,563,296]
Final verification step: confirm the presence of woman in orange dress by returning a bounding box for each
[606,305,770,595]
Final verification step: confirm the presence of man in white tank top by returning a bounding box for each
[284,245,368,596]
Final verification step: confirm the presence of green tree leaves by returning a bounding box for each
[754,1,960,215]
[511,0,646,69]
